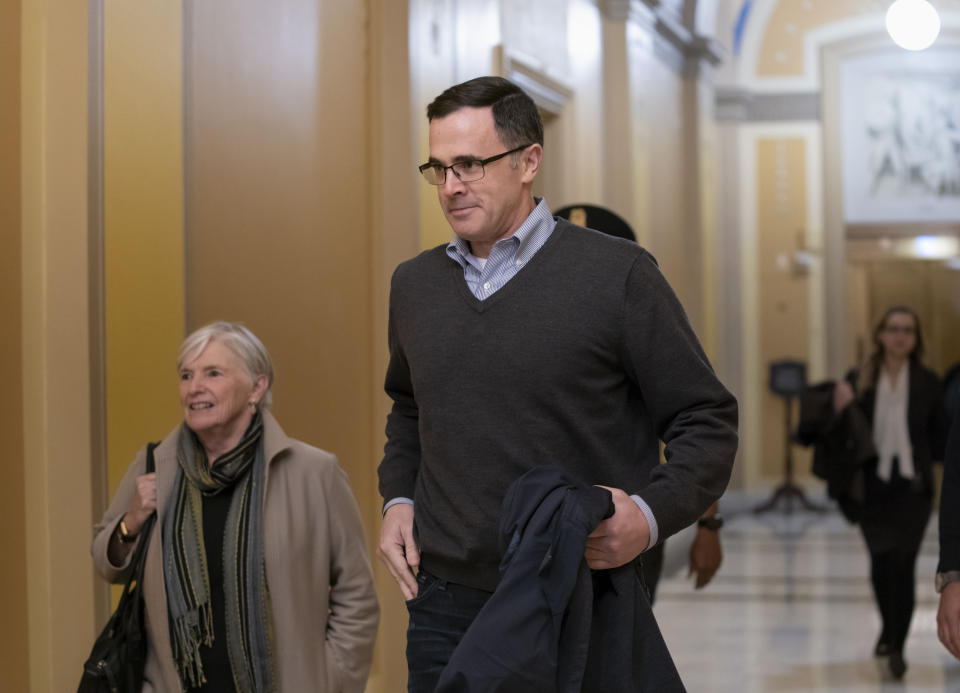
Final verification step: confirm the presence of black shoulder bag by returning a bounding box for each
[79,442,159,693]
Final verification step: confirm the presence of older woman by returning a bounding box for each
[92,321,379,692]
[834,306,947,680]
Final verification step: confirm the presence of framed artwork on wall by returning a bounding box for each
[841,48,960,225]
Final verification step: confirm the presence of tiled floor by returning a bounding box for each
[654,491,960,692]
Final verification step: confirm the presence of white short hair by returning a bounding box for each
[177,321,274,409]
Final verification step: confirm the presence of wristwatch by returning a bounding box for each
[117,517,138,544]
[935,570,960,593]
[697,515,724,531]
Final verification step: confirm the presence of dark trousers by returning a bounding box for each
[406,569,492,693]
[860,462,932,654]
[406,565,681,693]
[870,547,923,653]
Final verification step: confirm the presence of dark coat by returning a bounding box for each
[939,406,960,572]
[436,466,684,693]
[852,362,947,491]
[847,362,947,554]
[797,381,875,522]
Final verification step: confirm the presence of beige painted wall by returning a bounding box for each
[696,74,720,358]
[103,0,185,498]
[21,0,97,689]
[367,1,421,686]
[847,263,870,366]
[756,138,812,479]
[409,0,461,251]
[184,0,373,481]
[933,268,960,368]
[860,262,960,374]
[647,62,702,329]
[0,0,29,689]
[757,0,871,77]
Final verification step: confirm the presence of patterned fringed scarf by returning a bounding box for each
[162,414,275,692]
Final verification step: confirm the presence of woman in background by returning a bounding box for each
[92,321,379,692]
[834,306,947,680]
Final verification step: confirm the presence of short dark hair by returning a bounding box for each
[426,76,544,148]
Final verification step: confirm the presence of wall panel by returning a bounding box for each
[21,0,96,688]
[0,0,29,688]
[103,0,185,499]
[756,137,811,479]
[184,0,372,485]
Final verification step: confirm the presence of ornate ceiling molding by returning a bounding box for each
[597,0,725,75]
[494,45,573,117]
[715,88,821,123]
[596,0,631,23]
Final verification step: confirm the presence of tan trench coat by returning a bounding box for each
[92,411,379,692]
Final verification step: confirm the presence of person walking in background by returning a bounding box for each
[833,306,947,680]
[92,321,379,692]
[377,76,738,692]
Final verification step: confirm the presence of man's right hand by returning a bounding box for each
[378,503,420,600]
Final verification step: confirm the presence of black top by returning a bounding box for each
[851,362,948,489]
[188,484,236,692]
[379,220,739,590]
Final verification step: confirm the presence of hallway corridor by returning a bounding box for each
[656,493,960,692]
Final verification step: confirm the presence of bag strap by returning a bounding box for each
[135,441,160,546]
[121,441,160,594]
[88,440,162,661]
[145,441,158,475]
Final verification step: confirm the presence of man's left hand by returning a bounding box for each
[688,527,722,589]
[585,486,650,569]
[938,581,960,659]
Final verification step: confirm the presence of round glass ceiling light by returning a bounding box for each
[886,0,941,51]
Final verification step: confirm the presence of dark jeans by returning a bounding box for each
[406,569,492,693]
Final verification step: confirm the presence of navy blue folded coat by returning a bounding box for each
[436,466,685,692]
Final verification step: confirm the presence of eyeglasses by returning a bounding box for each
[883,325,916,335]
[418,144,533,185]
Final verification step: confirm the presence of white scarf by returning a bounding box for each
[873,365,914,481]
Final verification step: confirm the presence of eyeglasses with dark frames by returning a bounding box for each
[883,325,916,335]
[418,144,534,185]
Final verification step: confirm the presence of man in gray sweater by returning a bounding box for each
[377,76,738,692]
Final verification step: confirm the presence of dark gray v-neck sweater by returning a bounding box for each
[379,220,738,590]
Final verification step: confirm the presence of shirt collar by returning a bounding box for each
[446,198,554,265]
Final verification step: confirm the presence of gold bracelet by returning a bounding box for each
[118,518,138,543]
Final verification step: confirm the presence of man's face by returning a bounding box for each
[427,106,539,257]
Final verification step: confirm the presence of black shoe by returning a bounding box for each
[888,651,907,679]
[874,639,891,657]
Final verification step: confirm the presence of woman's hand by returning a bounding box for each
[123,472,158,535]
[833,381,855,413]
